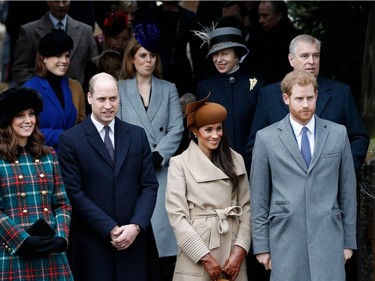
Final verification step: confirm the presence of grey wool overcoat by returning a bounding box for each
[117,76,184,257]
[250,114,357,281]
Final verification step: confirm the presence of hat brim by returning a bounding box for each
[206,43,249,59]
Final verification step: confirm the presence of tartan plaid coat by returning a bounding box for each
[0,147,73,280]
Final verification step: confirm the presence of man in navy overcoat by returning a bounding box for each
[247,34,369,174]
[58,72,158,281]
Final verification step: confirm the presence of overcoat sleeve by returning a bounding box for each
[250,130,272,255]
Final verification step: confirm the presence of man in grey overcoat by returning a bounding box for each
[250,70,357,281]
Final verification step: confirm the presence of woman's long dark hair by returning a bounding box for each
[0,117,50,162]
[190,126,239,188]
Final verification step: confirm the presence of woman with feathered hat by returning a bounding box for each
[0,87,72,280]
[166,94,251,281]
[194,16,264,173]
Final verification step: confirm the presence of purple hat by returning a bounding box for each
[133,22,160,53]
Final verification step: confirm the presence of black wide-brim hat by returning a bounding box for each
[38,29,73,57]
[207,27,248,58]
[0,87,43,129]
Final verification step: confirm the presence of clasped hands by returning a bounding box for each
[201,246,246,281]
[110,224,139,250]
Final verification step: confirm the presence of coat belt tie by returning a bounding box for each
[190,206,242,250]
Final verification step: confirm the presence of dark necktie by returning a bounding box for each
[301,127,311,166]
[57,21,64,31]
[104,126,114,161]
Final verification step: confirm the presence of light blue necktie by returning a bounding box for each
[301,127,311,166]
[104,126,114,161]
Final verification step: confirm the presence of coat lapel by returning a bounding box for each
[277,115,308,172]
[316,76,331,116]
[147,77,163,122]
[113,119,131,175]
[182,141,228,182]
[308,116,328,171]
[126,78,156,140]
[66,16,81,59]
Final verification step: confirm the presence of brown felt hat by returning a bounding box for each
[186,93,227,134]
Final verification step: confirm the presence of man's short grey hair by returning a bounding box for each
[289,34,321,56]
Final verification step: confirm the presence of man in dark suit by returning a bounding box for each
[58,72,158,281]
[246,34,369,281]
[13,0,97,86]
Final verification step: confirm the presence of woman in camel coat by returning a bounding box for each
[166,95,251,281]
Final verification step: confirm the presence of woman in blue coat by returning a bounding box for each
[0,87,72,280]
[23,29,85,151]
[194,19,264,172]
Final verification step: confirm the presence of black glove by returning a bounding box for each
[152,151,163,170]
[36,237,67,256]
[17,236,50,257]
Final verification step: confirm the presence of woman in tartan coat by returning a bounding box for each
[0,87,73,280]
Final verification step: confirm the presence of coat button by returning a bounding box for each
[43,208,49,212]
[41,190,47,195]
[152,144,157,148]
[40,173,45,178]
[22,209,28,214]
[18,175,23,180]
[159,127,163,132]
[20,193,26,197]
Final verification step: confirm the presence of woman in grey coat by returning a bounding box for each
[117,22,184,279]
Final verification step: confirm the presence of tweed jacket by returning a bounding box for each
[13,12,98,86]
[250,115,357,281]
[117,76,184,257]
[247,76,369,174]
[166,141,251,281]
[0,148,72,280]
[23,75,77,151]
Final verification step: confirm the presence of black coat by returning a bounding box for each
[58,117,158,281]
[196,68,264,171]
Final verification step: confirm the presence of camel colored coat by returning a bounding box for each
[166,141,251,281]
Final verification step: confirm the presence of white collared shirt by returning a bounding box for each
[91,114,115,149]
[290,115,315,156]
